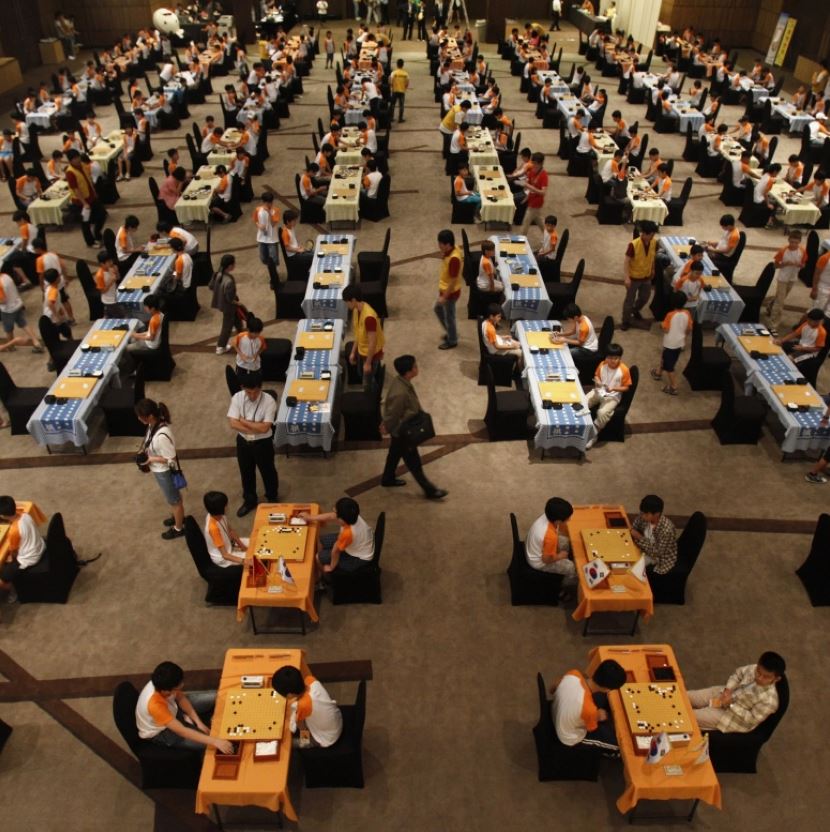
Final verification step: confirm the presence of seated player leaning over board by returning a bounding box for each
[202,491,249,577]
[524,497,577,597]
[135,661,233,754]
[0,496,46,604]
[551,659,627,755]
[272,662,343,748]
[686,652,786,733]
[298,497,375,575]
[629,494,678,576]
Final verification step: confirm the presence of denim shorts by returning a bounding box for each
[154,468,182,505]
[1,308,27,334]
[259,242,278,265]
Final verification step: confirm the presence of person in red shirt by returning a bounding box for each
[520,152,550,242]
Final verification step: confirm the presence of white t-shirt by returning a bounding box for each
[256,206,279,244]
[13,513,46,569]
[339,515,375,561]
[524,513,560,571]
[135,681,177,739]
[289,679,343,747]
[553,672,591,746]
[171,227,199,253]
[776,246,805,284]
[0,273,24,314]
[227,390,277,440]
[203,514,236,568]
[144,425,176,473]
[364,170,383,198]
[662,308,693,349]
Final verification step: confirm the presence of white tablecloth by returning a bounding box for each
[207,128,242,168]
[628,175,669,225]
[26,101,58,129]
[466,125,499,167]
[301,235,355,320]
[717,323,830,454]
[474,165,513,225]
[769,181,821,227]
[27,319,139,448]
[335,127,364,166]
[89,130,124,166]
[515,320,597,452]
[28,180,71,226]
[175,167,221,224]
[324,165,361,225]
[669,99,704,133]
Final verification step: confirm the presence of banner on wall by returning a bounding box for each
[765,13,789,65]
[774,17,797,67]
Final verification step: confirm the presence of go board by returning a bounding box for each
[538,380,581,403]
[314,272,343,286]
[218,687,287,740]
[510,274,540,288]
[500,242,528,255]
[772,384,823,408]
[701,275,729,289]
[525,331,565,349]
[120,275,153,290]
[53,377,99,399]
[581,528,640,565]
[319,243,349,255]
[85,329,126,348]
[287,379,330,402]
[738,335,781,355]
[251,524,308,561]
[297,330,335,350]
[148,244,173,256]
[620,683,692,735]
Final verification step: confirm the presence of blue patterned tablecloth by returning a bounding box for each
[301,234,355,320]
[274,365,339,451]
[27,318,138,447]
[718,323,830,452]
[291,318,344,372]
[117,253,175,311]
[515,320,596,451]
[659,235,745,324]
[492,235,552,321]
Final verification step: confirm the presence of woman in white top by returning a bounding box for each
[135,399,186,539]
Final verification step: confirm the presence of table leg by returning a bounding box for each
[583,610,640,637]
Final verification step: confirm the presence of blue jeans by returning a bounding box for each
[258,243,278,266]
[460,193,481,206]
[434,297,458,346]
[151,690,217,751]
[581,692,619,752]
[319,533,366,573]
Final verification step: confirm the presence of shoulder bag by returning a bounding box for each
[398,410,435,447]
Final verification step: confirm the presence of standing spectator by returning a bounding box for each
[389,59,410,123]
[551,0,562,31]
[520,153,550,241]
[210,254,240,355]
[134,399,186,539]
[316,0,329,23]
[621,220,657,330]
[64,149,106,248]
[434,229,463,350]
[0,270,44,353]
[254,192,281,288]
[323,30,335,69]
[380,354,448,499]
[344,284,385,391]
[54,12,77,60]
[227,372,279,517]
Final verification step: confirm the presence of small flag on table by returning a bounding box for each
[646,732,671,764]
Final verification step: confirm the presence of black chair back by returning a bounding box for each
[0,361,15,402]
[676,511,707,575]
[184,515,213,580]
[796,514,830,606]
[112,681,141,752]
[76,259,104,321]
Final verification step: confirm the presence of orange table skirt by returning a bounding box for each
[0,502,47,567]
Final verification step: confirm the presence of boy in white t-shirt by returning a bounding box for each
[300,497,375,574]
[767,231,807,333]
[272,662,343,748]
[524,497,577,595]
[481,304,523,367]
[202,490,248,571]
[585,343,632,447]
[651,291,693,396]
[0,496,46,602]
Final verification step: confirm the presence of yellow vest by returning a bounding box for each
[629,237,656,279]
[354,301,385,357]
[441,104,460,131]
[439,246,464,294]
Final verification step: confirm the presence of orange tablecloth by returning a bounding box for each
[236,504,320,624]
[566,505,654,623]
[587,644,722,815]
[0,502,47,567]
[195,648,303,820]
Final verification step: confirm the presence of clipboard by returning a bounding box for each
[738,335,782,355]
[538,380,581,403]
[53,377,99,399]
[287,379,331,402]
[86,329,126,347]
[297,331,334,350]
[772,384,822,408]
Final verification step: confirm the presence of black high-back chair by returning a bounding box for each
[299,681,367,788]
[711,375,767,445]
[547,258,584,319]
[714,230,746,283]
[149,176,178,225]
[329,512,385,604]
[796,513,830,606]
[708,677,789,773]
[132,314,176,380]
[101,365,146,436]
[112,681,202,788]
[683,323,730,390]
[736,263,775,322]
[75,259,104,321]
[13,513,80,604]
[533,672,600,781]
[477,317,517,386]
[38,316,80,374]
[506,513,562,606]
[183,515,242,605]
[0,362,48,434]
[647,511,707,604]
[664,176,692,225]
[484,366,530,440]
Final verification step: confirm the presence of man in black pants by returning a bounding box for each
[64,149,106,247]
[227,372,279,517]
[381,355,448,499]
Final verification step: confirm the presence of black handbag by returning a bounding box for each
[398,411,435,447]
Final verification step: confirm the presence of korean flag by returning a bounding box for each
[646,732,671,765]
[278,556,295,585]
[583,558,610,589]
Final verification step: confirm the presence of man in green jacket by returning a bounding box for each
[380,354,448,499]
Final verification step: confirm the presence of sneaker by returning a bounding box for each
[161,526,185,540]
[215,345,230,354]
[805,472,828,484]
[585,437,596,450]
[125,174,131,181]
[650,368,662,381]
[237,503,257,518]
[632,310,643,320]
[426,488,448,500]
[662,386,679,396]
[32,345,44,353]
[163,516,176,527]
[438,341,458,350]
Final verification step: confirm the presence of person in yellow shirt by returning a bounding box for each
[344,284,385,392]
[435,229,463,349]
[389,58,410,123]
[621,220,658,330]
